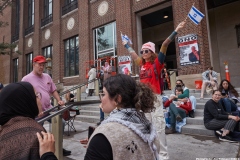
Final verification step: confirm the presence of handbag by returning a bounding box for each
[206,85,213,95]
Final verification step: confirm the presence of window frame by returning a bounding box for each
[28,0,34,27]
[13,58,19,82]
[26,53,33,74]
[64,36,79,77]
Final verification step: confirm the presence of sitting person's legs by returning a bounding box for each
[200,81,209,98]
[220,98,238,113]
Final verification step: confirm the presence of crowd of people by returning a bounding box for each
[0,18,240,160]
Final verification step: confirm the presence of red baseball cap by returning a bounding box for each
[33,55,47,63]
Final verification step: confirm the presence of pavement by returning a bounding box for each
[44,121,240,160]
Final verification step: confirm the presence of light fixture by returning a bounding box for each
[163,11,168,19]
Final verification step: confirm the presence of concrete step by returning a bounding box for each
[80,110,100,116]
[194,109,204,117]
[186,116,203,125]
[75,115,100,123]
[181,124,215,137]
[78,104,100,111]
[196,103,205,109]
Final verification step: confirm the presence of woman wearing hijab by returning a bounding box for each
[0,82,54,160]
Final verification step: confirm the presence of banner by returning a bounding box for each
[178,34,200,66]
[118,56,131,75]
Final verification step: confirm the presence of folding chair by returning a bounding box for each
[63,110,77,136]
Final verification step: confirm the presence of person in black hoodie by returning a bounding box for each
[204,90,240,142]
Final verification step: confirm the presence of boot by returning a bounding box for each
[165,128,176,134]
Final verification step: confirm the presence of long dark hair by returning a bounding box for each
[219,79,239,97]
[103,74,156,113]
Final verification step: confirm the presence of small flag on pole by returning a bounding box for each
[121,32,132,44]
[188,6,205,25]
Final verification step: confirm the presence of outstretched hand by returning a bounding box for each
[36,131,55,157]
[80,138,89,148]
[175,20,187,32]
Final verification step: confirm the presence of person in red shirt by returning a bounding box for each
[164,87,192,134]
[123,20,186,160]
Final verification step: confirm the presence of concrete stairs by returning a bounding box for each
[73,93,102,124]
[164,88,240,137]
[72,88,240,137]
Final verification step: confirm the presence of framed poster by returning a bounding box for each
[178,34,200,66]
[118,56,131,75]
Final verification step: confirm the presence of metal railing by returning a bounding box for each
[41,14,53,27]
[25,25,34,35]
[12,34,19,42]
[62,0,78,16]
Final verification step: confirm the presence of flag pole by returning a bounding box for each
[185,2,195,21]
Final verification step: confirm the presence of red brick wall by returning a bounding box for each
[172,0,210,75]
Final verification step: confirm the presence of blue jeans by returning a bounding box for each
[220,98,237,113]
[100,108,104,121]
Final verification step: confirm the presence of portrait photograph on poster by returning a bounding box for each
[177,34,200,66]
[118,56,131,75]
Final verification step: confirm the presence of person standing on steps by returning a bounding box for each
[122,20,186,160]
[87,65,97,96]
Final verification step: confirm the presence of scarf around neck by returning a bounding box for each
[101,108,158,159]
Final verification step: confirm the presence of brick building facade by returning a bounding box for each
[0,0,240,88]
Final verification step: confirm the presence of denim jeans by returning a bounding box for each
[220,98,237,113]
[100,108,104,121]
[169,103,186,129]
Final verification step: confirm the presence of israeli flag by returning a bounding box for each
[121,33,132,44]
[188,6,205,25]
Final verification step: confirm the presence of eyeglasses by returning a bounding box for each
[140,50,150,54]
[99,93,105,101]
[36,92,42,100]
[176,83,182,85]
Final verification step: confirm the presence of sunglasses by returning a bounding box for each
[140,50,150,54]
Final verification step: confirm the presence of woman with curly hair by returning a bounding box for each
[219,79,240,114]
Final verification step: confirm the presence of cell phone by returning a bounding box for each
[88,126,95,139]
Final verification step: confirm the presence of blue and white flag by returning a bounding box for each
[188,6,205,25]
[121,33,132,44]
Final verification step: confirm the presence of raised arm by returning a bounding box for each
[158,20,186,64]
[122,41,139,61]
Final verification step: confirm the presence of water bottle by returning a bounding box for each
[76,106,80,115]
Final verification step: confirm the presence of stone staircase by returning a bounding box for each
[73,89,240,137]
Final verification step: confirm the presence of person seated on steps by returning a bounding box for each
[218,79,240,115]
[164,87,192,134]
[200,66,218,99]
[204,90,240,142]
[174,79,196,118]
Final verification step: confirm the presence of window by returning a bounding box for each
[25,0,34,35]
[94,22,117,59]
[12,0,20,42]
[28,0,34,27]
[42,0,53,26]
[64,36,79,77]
[62,0,78,15]
[13,58,18,82]
[26,53,33,74]
[42,45,52,59]
[44,0,52,17]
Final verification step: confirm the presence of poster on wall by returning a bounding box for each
[118,56,131,75]
[177,34,200,66]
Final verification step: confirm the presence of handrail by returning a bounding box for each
[58,78,98,96]
[37,99,101,124]
[37,104,74,124]
[167,69,178,77]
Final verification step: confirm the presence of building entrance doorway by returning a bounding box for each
[140,5,177,70]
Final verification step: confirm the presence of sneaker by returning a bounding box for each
[215,130,223,136]
[176,115,183,122]
[219,135,237,143]
[165,128,176,134]
[189,110,195,118]
[63,148,71,156]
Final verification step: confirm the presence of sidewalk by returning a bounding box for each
[45,121,240,160]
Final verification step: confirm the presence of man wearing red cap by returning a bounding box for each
[22,55,71,156]
[123,21,186,160]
